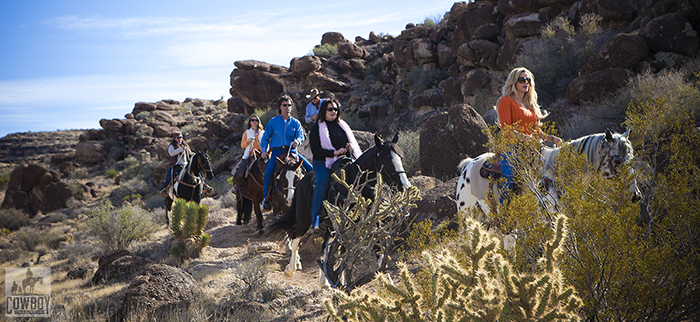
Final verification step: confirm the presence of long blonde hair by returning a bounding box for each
[500,67,547,120]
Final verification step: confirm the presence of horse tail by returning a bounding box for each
[266,196,297,237]
[457,157,474,173]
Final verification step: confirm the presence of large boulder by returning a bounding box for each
[579,33,648,75]
[290,55,322,75]
[411,177,459,226]
[456,40,500,69]
[1,164,73,216]
[437,41,456,70]
[321,32,349,46]
[580,0,638,27]
[113,264,202,322]
[643,13,699,57]
[338,42,366,59]
[504,13,544,39]
[75,141,107,166]
[92,249,151,284]
[452,3,502,51]
[400,25,433,40]
[566,68,633,105]
[496,38,523,70]
[411,39,437,64]
[99,119,125,133]
[420,104,489,181]
[230,68,286,109]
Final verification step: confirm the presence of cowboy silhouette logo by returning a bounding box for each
[5,266,51,317]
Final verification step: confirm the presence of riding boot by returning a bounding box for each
[262,197,271,211]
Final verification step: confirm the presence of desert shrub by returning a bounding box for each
[67,180,86,201]
[142,193,164,211]
[255,107,278,128]
[399,218,458,261]
[321,174,421,291]
[210,148,224,163]
[180,123,197,136]
[423,13,444,29]
[14,226,44,251]
[72,167,89,179]
[86,200,158,252]
[514,14,612,105]
[109,177,150,206]
[472,87,499,116]
[561,69,700,138]
[169,199,210,258]
[313,44,338,58]
[0,208,30,231]
[329,214,581,321]
[397,130,420,177]
[115,156,139,171]
[0,172,10,190]
[363,59,383,83]
[121,159,159,183]
[55,242,99,261]
[135,111,150,120]
[218,189,237,209]
[407,64,449,93]
[106,168,118,179]
[235,259,280,301]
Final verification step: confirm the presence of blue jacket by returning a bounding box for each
[261,115,305,150]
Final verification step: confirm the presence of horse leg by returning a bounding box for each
[254,202,264,237]
[164,197,173,228]
[285,237,302,277]
[318,231,332,289]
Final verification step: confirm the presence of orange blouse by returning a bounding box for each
[241,130,262,157]
[497,96,539,135]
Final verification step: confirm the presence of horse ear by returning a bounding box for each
[374,134,383,148]
[605,129,614,142]
[622,127,631,138]
[392,132,399,144]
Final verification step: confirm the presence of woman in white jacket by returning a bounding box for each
[231,116,265,192]
[161,132,192,197]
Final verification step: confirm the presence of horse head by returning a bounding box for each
[276,154,303,206]
[600,128,635,179]
[193,151,214,180]
[372,133,411,191]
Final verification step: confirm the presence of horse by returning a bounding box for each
[269,148,305,213]
[456,129,637,217]
[234,148,303,236]
[21,276,43,294]
[164,151,214,227]
[266,133,412,286]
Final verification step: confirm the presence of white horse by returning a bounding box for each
[456,129,637,217]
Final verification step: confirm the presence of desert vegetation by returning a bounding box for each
[1,3,699,322]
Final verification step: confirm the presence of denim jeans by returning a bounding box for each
[311,160,331,227]
[262,148,312,199]
[162,167,173,190]
[499,152,513,204]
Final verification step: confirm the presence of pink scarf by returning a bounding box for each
[319,120,362,169]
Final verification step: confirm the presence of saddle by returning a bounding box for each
[479,160,502,179]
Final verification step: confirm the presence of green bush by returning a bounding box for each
[397,130,420,177]
[255,107,278,128]
[0,172,10,190]
[514,14,612,106]
[135,111,150,120]
[0,208,30,231]
[86,200,158,251]
[313,44,338,58]
[169,199,210,258]
[236,259,279,301]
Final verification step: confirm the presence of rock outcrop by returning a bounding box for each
[1,163,73,216]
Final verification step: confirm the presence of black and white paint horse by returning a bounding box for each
[164,151,214,227]
[266,133,411,286]
[269,148,306,214]
[456,129,637,216]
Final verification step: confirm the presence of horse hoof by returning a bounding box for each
[257,230,264,238]
[284,267,295,278]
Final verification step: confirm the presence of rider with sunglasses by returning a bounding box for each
[231,116,266,192]
[309,98,361,232]
[496,67,561,202]
[260,95,313,211]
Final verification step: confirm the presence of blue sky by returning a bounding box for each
[0,0,457,138]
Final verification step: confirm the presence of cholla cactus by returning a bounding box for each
[328,213,581,321]
[170,198,210,258]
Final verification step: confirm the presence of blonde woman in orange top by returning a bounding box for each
[496,67,561,201]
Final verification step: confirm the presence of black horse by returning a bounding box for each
[164,151,214,227]
[267,133,411,281]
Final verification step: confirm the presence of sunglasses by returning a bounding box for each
[327,107,338,112]
[517,77,531,84]
[250,119,259,122]
[281,104,292,107]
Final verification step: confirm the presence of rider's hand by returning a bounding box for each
[291,141,298,148]
[262,151,268,160]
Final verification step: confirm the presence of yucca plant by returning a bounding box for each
[169,198,210,258]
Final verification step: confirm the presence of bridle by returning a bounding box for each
[176,152,212,199]
[374,145,406,186]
